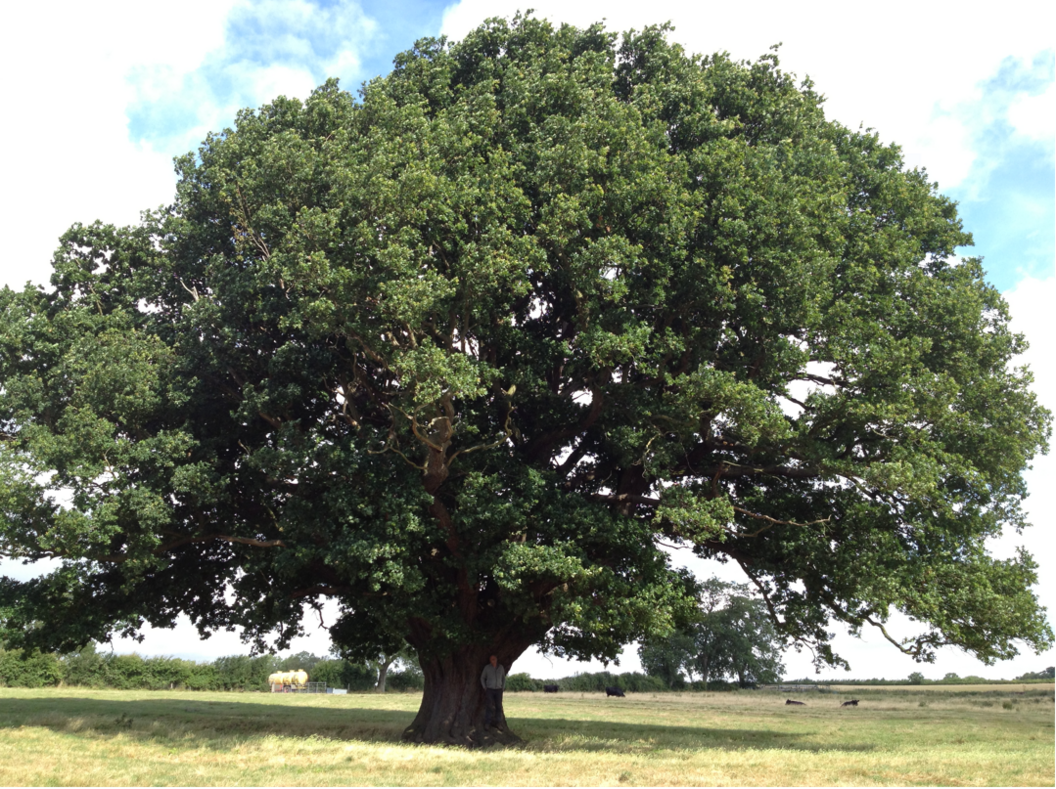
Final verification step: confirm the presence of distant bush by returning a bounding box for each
[212,655,281,691]
[1,645,398,692]
[62,644,108,687]
[545,671,668,693]
[387,667,424,691]
[559,671,619,692]
[506,672,542,692]
[309,659,346,689]
[613,672,667,693]
[341,662,379,691]
[103,653,205,690]
[60,649,221,691]
[0,649,63,687]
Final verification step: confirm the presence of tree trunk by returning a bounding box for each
[402,644,523,747]
[376,657,393,693]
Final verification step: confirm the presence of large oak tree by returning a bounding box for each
[1,16,1051,745]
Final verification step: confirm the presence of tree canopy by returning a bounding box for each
[0,15,1051,744]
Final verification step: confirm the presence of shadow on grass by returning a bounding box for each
[0,696,878,754]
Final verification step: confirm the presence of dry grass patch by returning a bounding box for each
[0,687,1051,786]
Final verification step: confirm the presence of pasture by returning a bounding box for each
[0,685,1051,786]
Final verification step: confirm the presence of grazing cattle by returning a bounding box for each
[543,684,559,693]
[785,699,806,705]
[841,699,859,707]
[605,686,626,697]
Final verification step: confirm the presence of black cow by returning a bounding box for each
[543,684,559,693]
[605,686,626,697]
[785,699,806,705]
[841,699,860,707]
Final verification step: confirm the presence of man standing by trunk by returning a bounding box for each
[480,655,506,731]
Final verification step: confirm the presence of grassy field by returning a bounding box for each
[0,685,1051,786]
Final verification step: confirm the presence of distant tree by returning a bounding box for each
[908,671,926,684]
[942,672,961,682]
[1015,667,1054,680]
[279,650,326,673]
[639,630,696,689]
[710,588,785,688]
[640,578,785,689]
[369,643,415,693]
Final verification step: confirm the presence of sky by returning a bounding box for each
[0,0,1052,682]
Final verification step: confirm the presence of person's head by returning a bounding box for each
[489,655,498,667]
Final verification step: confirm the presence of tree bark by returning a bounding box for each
[375,656,393,693]
[402,644,523,747]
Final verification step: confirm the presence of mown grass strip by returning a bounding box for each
[0,687,1051,786]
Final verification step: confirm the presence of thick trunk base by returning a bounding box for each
[402,646,523,747]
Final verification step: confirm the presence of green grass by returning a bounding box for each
[0,686,1051,786]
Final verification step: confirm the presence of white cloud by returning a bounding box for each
[1008,80,1056,143]
[244,64,320,106]
[910,113,978,193]
[1005,275,1056,405]
[0,0,377,293]
[0,1,239,291]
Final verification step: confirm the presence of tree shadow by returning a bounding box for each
[0,695,877,754]
[0,695,411,748]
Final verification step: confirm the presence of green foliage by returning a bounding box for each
[546,670,666,693]
[306,659,344,689]
[640,577,785,689]
[386,666,425,692]
[1015,667,1054,681]
[211,655,282,691]
[505,672,542,692]
[0,649,63,688]
[100,653,209,690]
[613,672,668,693]
[0,14,1050,711]
[560,671,621,692]
[277,651,327,674]
[638,631,695,689]
[59,644,221,690]
[0,643,387,692]
[326,661,379,692]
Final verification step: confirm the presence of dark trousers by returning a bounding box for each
[483,687,504,728]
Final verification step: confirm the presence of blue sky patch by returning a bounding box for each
[126,0,449,154]
[947,51,1055,290]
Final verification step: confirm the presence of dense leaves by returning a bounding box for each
[0,15,1051,741]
